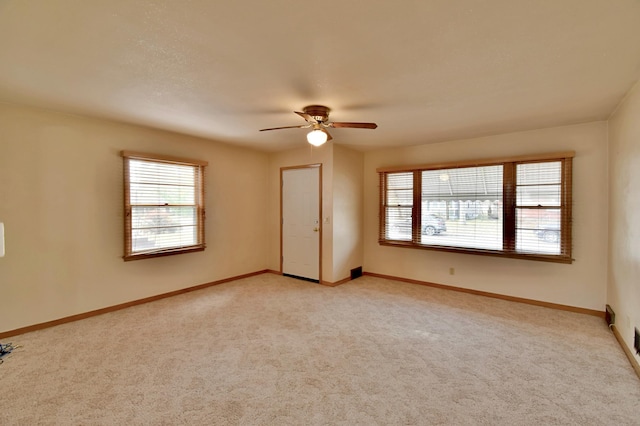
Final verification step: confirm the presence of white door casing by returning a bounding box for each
[281,166,321,281]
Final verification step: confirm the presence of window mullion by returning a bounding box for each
[123,158,132,257]
[379,173,386,242]
[412,171,421,242]
[561,158,572,258]
[503,163,516,252]
[197,165,206,248]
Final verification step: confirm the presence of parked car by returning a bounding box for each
[534,226,560,243]
[390,214,447,237]
[389,218,412,237]
[422,214,447,235]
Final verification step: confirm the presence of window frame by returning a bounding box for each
[378,152,574,263]
[121,150,207,261]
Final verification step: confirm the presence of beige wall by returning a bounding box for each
[0,100,621,333]
[0,103,269,333]
[332,145,364,282]
[363,122,609,311]
[608,80,640,362]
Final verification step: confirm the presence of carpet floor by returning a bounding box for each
[1,273,639,425]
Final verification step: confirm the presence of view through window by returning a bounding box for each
[379,153,573,263]
[122,151,207,260]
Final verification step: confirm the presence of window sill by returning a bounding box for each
[379,240,573,264]
[123,246,205,261]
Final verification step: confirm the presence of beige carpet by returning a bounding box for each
[1,273,639,425]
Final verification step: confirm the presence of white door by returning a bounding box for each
[282,166,320,282]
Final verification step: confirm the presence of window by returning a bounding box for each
[122,151,207,261]
[378,152,574,263]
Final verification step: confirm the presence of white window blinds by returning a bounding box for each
[122,151,207,260]
[378,152,573,263]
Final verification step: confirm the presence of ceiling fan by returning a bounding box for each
[259,105,378,146]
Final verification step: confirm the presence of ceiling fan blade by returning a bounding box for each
[321,128,333,141]
[259,125,309,132]
[328,122,378,129]
[295,111,318,124]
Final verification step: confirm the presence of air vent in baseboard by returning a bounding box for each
[350,267,363,280]
[605,304,615,328]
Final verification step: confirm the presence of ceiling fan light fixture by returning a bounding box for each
[260,105,377,146]
[307,129,327,146]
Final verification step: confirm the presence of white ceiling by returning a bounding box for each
[1,0,639,152]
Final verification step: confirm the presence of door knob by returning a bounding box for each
[313,227,319,232]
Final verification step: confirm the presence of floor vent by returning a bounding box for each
[351,267,363,280]
[605,304,615,328]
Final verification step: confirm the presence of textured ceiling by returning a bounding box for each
[1,0,639,152]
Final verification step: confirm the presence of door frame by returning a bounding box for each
[280,163,323,282]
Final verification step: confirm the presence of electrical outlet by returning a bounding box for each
[634,328,640,356]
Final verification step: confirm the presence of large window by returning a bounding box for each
[378,152,573,263]
[122,151,207,261]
